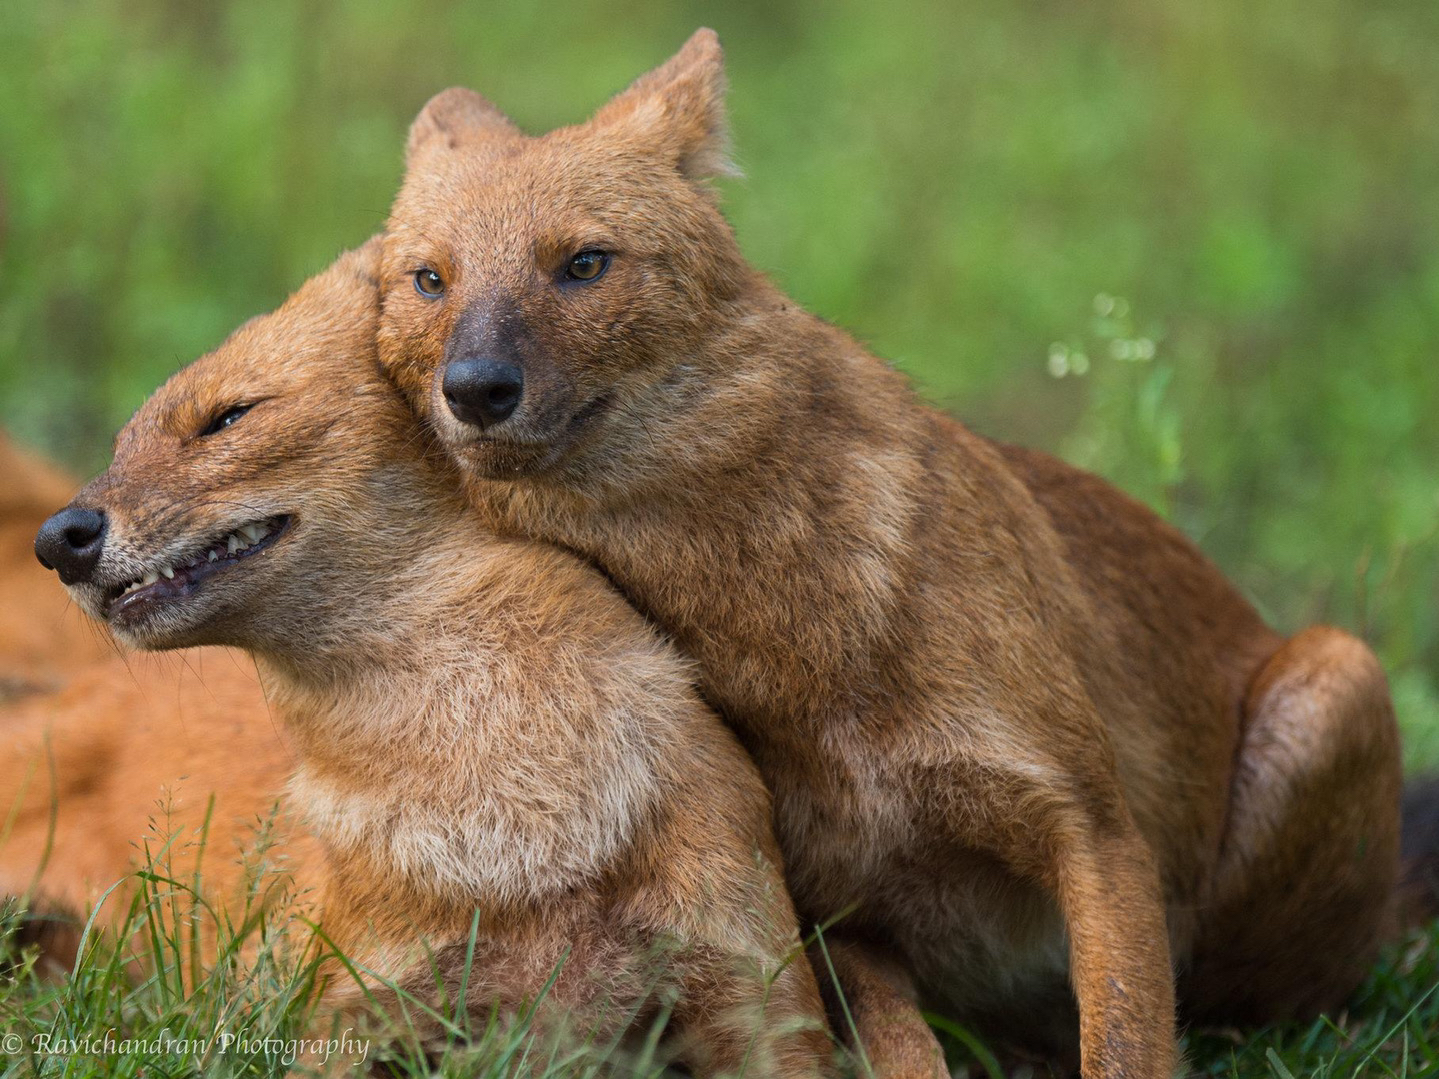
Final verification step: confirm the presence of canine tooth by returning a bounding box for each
[160,566,175,580]
[240,523,264,543]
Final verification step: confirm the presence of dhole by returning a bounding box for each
[2,433,300,968]
[378,30,1406,1077]
[35,241,834,1076]
[0,435,112,692]
[0,651,305,966]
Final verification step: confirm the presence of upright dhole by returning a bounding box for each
[34,241,834,1077]
[378,30,1405,1077]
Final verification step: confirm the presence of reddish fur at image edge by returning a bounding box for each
[378,28,1411,1078]
[0,436,300,973]
[9,245,835,1077]
[0,436,113,693]
[0,652,305,963]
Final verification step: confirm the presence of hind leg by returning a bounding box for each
[1184,626,1402,1023]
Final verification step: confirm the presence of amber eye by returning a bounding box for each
[200,404,252,438]
[565,250,610,283]
[414,268,446,298]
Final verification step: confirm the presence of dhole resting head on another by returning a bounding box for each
[379,30,1405,1079]
[380,32,754,496]
[36,240,833,1077]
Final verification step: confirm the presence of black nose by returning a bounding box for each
[35,507,107,585]
[442,357,524,429]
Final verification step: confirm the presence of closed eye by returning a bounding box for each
[199,404,253,437]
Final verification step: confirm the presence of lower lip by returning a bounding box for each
[106,516,291,625]
[453,394,612,455]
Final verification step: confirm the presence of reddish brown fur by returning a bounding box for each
[378,31,1403,1076]
[0,652,308,961]
[1,435,300,967]
[0,436,113,693]
[41,243,833,1076]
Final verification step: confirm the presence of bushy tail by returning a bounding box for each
[1397,775,1439,928]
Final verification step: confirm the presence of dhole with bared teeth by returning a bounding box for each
[378,29,1407,1077]
[1,433,299,968]
[34,240,834,1076]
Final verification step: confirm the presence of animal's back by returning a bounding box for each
[992,441,1284,909]
[0,434,77,519]
[0,650,311,959]
[0,434,114,691]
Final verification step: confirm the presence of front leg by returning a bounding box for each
[669,946,837,1079]
[809,936,947,1079]
[1045,813,1177,1079]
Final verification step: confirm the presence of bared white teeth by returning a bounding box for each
[225,520,273,553]
[113,519,277,601]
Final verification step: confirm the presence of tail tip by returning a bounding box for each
[1398,775,1439,927]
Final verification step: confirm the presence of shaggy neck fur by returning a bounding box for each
[251,450,669,910]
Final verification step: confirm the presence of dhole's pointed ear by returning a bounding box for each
[593,28,736,181]
[406,87,520,166]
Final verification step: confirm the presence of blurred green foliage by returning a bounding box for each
[1,0,1435,760]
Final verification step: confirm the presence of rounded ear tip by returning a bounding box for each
[417,86,492,124]
[685,27,722,60]
[407,86,518,163]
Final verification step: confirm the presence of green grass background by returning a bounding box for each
[0,2,1436,1075]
